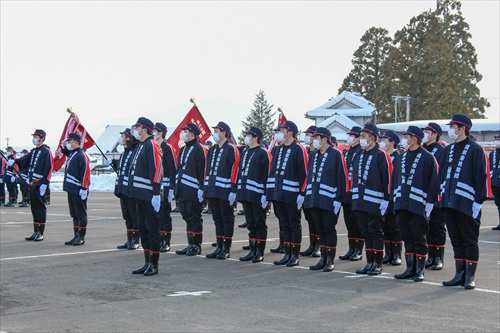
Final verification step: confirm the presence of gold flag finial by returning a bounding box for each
[66,107,73,114]
[189,98,196,104]
[277,107,283,113]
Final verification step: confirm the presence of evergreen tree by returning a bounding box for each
[238,90,276,144]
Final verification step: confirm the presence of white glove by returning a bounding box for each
[380,200,389,215]
[39,184,47,196]
[0,178,3,183]
[167,189,174,203]
[197,189,204,203]
[7,159,14,167]
[425,203,434,219]
[79,189,88,200]
[106,159,112,165]
[296,194,305,210]
[472,202,482,219]
[151,195,161,212]
[333,201,342,215]
[261,195,268,209]
[10,176,15,183]
[228,192,236,206]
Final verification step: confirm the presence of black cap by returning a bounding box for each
[446,114,472,129]
[21,149,28,154]
[67,132,81,142]
[212,121,231,134]
[205,140,213,146]
[261,141,269,149]
[154,122,167,134]
[404,126,424,141]
[32,129,46,138]
[422,122,443,136]
[182,122,201,136]
[305,125,318,135]
[245,126,264,139]
[280,121,298,136]
[494,133,500,139]
[346,126,362,136]
[135,117,154,132]
[120,128,132,139]
[361,123,379,138]
[313,127,332,140]
[382,130,400,145]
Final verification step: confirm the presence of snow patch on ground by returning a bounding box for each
[50,172,116,192]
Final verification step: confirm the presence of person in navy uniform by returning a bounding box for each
[351,124,393,275]
[392,126,439,282]
[339,126,364,261]
[12,129,53,241]
[267,120,309,267]
[128,117,163,276]
[304,127,348,272]
[203,121,240,259]
[4,146,19,207]
[18,149,30,207]
[238,126,272,262]
[174,122,207,257]
[421,122,446,269]
[379,130,402,266]
[113,128,141,250]
[153,122,177,252]
[490,133,500,230]
[300,125,321,258]
[439,114,491,289]
[0,154,6,206]
[60,133,91,246]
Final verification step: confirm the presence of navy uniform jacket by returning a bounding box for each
[127,136,163,201]
[114,140,138,197]
[160,141,177,192]
[62,148,91,195]
[386,150,399,214]
[351,143,393,216]
[204,140,240,200]
[304,146,348,211]
[15,145,53,189]
[392,146,439,218]
[266,140,308,204]
[490,148,500,188]
[237,146,271,205]
[175,139,206,202]
[439,137,491,216]
[423,141,444,166]
[342,144,363,205]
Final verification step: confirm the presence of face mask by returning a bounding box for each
[312,139,322,150]
[401,138,411,150]
[346,135,355,146]
[213,132,221,143]
[359,138,368,149]
[448,128,459,140]
[304,136,311,145]
[180,131,188,142]
[274,132,285,143]
[244,136,252,146]
[65,143,73,151]
[5,152,11,157]
[379,141,387,150]
[495,140,500,147]
[153,131,159,139]
[121,138,127,146]
[422,133,429,144]
[32,137,39,146]
[132,128,141,140]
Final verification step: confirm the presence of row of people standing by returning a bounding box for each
[1,147,35,207]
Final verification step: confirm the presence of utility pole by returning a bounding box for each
[6,137,9,147]
[392,95,411,122]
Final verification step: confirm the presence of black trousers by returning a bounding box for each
[273,201,302,244]
[20,181,30,199]
[0,181,5,199]
[242,201,268,240]
[136,198,161,253]
[355,211,384,251]
[6,180,17,199]
[303,208,317,236]
[119,195,138,230]
[383,212,402,242]
[30,186,47,224]
[426,207,447,246]
[209,198,235,238]
[179,199,203,233]
[67,192,88,228]
[342,204,363,239]
[443,208,480,262]
[160,198,172,232]
[492,186,500,215]
[396,210,429,255]
[310,207,338,248]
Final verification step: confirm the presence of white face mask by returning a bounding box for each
[121,138,127,146]
[401,138,410,150]
[180,131,188,142]
[274,132,285,143]
[132,128,141,140]
[379,141,387,150]
[422,132,430,144]
[495,140,500,147]
[32,137,39,146]
[244,136,252,146]
[312,139,322,150]
[213,132,221,143]
[153,131,159,139]
[359,138,368,149]
[65,143,73,151]
[346,135,355,146]
[304,136,311,145]
[448,128,459,140]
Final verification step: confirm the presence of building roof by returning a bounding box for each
[305,91,376,119]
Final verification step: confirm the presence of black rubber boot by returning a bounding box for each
[413,254,426,282]
[432,245,444,270]
[395,253,416,279]
[252,240,265,263]
[339,238,354,260]
[65,228,79,245]
[273,243,291,265]
[117,230,132,249]
[127,230,140,250]
[425,245,436,268]
[207,237,223,258]
[34,224,44,241]
[270,232,285,253]
[73,228,86,245]
[367,250,383,275]
[217,238,231,259]
[310,247,326,270]
[355,250,373,274]
[391,242,402,265]
[382,241,392,264]
[312,236,321,257]
[0,197,4,206]
[144,252,159,276]
[176,233,193,255]
[442,260,466,286]
[238,221,248,228]
[350,239,364,261]
[25,223,38,241]
[160,232,171,252]
[299,235,315,256]
[239,239,256,261]
[464,262,477,290]
[132,251,150,274]
[186,233,202,256]
[20,197,30,207]
[163,232,171,252]
[323,247,336,272]
[4,198,15,207]
[286,244,300,267]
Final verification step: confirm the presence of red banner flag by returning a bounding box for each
[167,105,212,155]
[268,111,288,150]
[53,112,96,171]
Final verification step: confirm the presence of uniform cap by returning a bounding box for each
[404,126,424,141]
[280,121,298,136]
[154,122,167,134]
[382,130,400,145]
[422,122,443,136]
[134,117,154,132]
[245,126,263,139]
[446,114,472,129]
[120,128,132,139]
[67,132,81,142]
[346,126,362,136]
[212,121,231,134]
[305,125,318,135]
[361,124,379,138]
[32,129,46,138]
[313,127,332,140]
[182,122,201,136]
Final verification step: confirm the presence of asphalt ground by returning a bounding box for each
[0,192,499,333]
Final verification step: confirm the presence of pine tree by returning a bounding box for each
[238,90,276,144]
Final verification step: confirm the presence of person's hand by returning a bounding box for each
[380,200,389,215]
[197,189,204,203]
[167,189,174,203]
[472,202,482,219]
[79,189,88,200]
[151,195,161,212]
[296,194,304,210]
[7,159,14,167]
[39,184,47,196]
[333,201,342,214]
[228,192,236,206]
[425,203,434,219]
[10,176,15,183]
[261,195,268,209]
